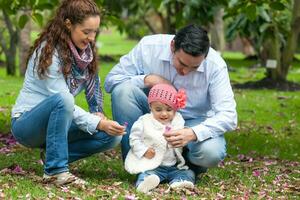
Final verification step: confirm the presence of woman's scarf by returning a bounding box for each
[66,41,103,113]
[68,40,93,70]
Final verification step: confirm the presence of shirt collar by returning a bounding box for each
[197,60,205,72]
[159,45,172,61]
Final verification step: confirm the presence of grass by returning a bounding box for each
[98,27,137,56]
[0,30,299,199]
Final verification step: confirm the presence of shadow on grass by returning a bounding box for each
[233,77,300,91]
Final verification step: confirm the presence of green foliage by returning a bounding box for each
[270,1,286,10]
[31,12,43,27]
[225,0,300,82]
[18,14,29,29]
[225,0,292,52]
[0,0,58,75]
[182,0,227,26]
[0,0,57,28]
[96,0,228,37]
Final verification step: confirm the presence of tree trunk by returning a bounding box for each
[6,31,18,75]
[210,8,225,52]
[6,50,16,75]
[165,3,173,33]
[281,0,300,79]
[263,0,300,82]
[19,16,31,76]
[263,30,283,81]
[241,37,255,57]
[0,10,19,76]
[161,2,180,34]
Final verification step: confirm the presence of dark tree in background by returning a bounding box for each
[0,0,57,76]
[226,0,300,82]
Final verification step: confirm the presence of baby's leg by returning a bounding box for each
[135,167,167,193]
[168,167,195,189]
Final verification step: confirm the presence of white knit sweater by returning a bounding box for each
[124,113,188,174]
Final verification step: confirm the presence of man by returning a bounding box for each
[104,24,237,174]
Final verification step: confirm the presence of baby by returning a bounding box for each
[125,83,195,193]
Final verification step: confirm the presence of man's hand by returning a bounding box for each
[143,147,156,159]
[144,74,171,88]
[97,119,125,136]
[163,128,197,148]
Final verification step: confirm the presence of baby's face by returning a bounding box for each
[150,101,176,125]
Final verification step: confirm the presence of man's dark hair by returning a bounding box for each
[173,24,210,57]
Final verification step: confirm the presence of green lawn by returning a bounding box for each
[98,28,137,56]
[0,31,299,199]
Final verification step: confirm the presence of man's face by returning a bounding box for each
[172,47,205,76]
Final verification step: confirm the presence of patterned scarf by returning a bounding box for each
[66,41,103,113]
[68,41,93,70]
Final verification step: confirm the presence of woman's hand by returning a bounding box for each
[93,112,107,120]
[143,147,156,159]
[97,119,125,136]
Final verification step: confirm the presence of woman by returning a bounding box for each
[11,0,125,185]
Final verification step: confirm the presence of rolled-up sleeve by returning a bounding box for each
[104,39,146,93]
[192,66,237,142]
[73,105,101,134]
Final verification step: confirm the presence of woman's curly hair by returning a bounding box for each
[26,0,100,78]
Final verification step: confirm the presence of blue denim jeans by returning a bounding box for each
[136,166,195,187]
[111,82,227,173]
[11,93,121,175]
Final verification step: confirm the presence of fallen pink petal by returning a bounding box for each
[125,195,136,200]
[252,170,261,177]
[12,165,24,174]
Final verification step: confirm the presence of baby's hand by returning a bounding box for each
[144,147,155,159]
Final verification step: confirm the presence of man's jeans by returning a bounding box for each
[136,166,195,187]
[111,82,226,173]
[11,93,121,175]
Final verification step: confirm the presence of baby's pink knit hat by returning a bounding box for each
[148,83,186,111]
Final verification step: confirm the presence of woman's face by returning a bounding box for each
[69,16,100,50]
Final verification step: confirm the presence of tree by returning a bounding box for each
[225,0,300,82]
[210,8,225,52]
[0,9,19,75]
[0,0,56,76]
[97,0,227,38]
[281,0,300,79]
